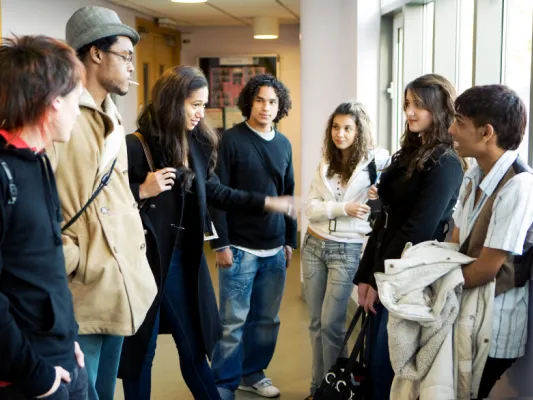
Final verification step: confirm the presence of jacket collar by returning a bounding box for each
[79,89,122,131]
[319,151,373,197]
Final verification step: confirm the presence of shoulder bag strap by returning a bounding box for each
[368,158,377,184]
[133,132,156,172]
[132,132,156,209]
[242,133,283,196]
[62,157,117,232]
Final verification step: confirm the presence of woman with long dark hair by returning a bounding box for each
[302,101,389,399]
[354,74,464,400]
[117,66,293,400]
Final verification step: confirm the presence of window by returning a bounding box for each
[422,1,435,74]
[502,0,533,161]
[392,13,405,152]
[456,0,475,93]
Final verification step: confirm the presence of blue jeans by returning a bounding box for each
[370,304,394,400]
[122,250,220,400]
[301,234,362,394]
[212,247,286,400]
[77,334,124,400]
[0,365,88,400]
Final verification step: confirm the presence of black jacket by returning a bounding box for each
[119,131,266,379]
[0,138,77,397]
[354,150,464,289]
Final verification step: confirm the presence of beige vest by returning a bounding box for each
[459,162,530,296]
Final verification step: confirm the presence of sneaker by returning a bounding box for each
[238,378,280,398]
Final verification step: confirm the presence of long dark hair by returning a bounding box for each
[323,101,374,185]
[395,74,457,178]
[137,66,218,189]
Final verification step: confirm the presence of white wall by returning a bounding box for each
[2,0,149,133]
[180,24,302,197]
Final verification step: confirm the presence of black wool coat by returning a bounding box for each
[118,131,265,379]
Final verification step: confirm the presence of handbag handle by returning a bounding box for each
[336,305,365,360]
[346,311,370,375]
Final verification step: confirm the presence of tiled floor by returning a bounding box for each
[115,249,314,399]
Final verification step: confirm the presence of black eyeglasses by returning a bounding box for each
[104,50,133,64]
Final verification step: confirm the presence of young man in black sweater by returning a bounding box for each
[210,75,297,400]
[0,36,86,399]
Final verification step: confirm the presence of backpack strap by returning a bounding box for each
[0,161,17,205]
[0,159,16,247]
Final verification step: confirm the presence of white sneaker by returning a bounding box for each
[238,378,281,398]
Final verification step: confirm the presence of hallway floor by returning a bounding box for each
[115,249,314,399]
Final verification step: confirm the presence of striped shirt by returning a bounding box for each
[453,150,533,359]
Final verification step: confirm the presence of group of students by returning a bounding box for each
[302,74,533,400]
[0,5,295,400]
[0,4,532,400]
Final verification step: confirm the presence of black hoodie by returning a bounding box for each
[0,136,78,397]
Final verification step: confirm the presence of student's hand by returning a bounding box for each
[358,283,370,307]
[264,196,297,219]
[216,248,233,268]
[368,185,379,200]
[344,203,371,219]
[139,168,176,200]
[36,367,70,398]
[284,246,293,268]
[364,286,380,315]
[74,341,84,368]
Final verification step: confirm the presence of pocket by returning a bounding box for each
[71,235,88,284]
[220,247,243,275]
[71,234,106,285]
[302,245,319,281]
[342,244,362,276]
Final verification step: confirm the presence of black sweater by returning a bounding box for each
[354,150,464,289]
[210,122,298,250]
[0,139,77,397]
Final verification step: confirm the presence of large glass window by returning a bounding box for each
[501,0,533,162]
[422,1,435,74]
[392,13,405,152]
[456,0,475,93]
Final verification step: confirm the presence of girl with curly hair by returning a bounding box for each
[302,101,389,399]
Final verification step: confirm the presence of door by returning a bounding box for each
[135,19,181,113]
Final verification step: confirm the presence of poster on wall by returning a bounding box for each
[198,55,278,131]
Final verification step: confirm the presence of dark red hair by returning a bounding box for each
[0,35,85,138]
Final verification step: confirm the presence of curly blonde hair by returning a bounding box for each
[323,101,374,185]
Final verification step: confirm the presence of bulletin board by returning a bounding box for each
[198,55,278,131]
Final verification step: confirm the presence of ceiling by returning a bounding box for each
[107,0,300,27]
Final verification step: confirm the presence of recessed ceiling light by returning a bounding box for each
[171,0,207,3]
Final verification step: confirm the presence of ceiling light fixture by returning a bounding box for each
[171,0,207,3]
[253,16,279,40]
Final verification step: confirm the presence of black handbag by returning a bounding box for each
[314,306,372,400]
